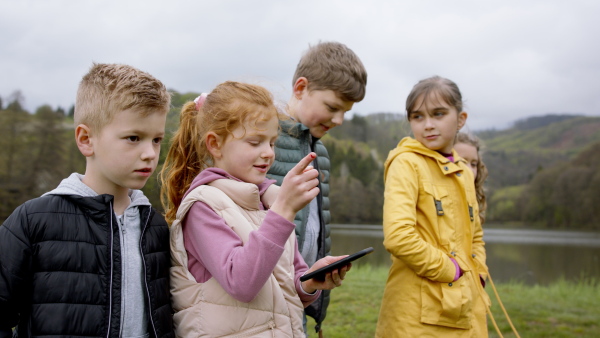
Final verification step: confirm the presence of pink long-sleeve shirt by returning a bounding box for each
[182,168,320,306]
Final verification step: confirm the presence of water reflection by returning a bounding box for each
[330,225,600,285]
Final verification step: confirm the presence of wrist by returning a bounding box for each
[269,202,295,222]
[300,280,317,294]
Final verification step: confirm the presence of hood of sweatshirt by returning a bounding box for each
[43,172,151,208]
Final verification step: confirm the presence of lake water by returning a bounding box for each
[329,225,600,285]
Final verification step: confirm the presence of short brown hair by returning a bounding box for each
[406,76,463,120]
[74,63,171,131]
[293,41,367,102]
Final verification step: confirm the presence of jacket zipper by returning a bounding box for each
[140,208,158,337]
[107,202,115,338]
[311,137,327,331]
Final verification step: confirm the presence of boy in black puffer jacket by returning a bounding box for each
[0,63,175,338]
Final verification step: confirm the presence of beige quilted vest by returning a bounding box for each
[170,178,305,337]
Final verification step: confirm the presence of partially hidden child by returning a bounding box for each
[376,76,491,337]
[267,41,368,334]
[0,63,175,337]
[160,81,351,337]
[454,132,489,224]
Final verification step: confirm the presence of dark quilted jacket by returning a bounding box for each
[267,120,332,333]
[0,194,174,338]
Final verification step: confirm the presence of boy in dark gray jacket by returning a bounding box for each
[0,63,174,338]
[267,41,367,336]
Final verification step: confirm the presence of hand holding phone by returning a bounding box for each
[300,247,374,282]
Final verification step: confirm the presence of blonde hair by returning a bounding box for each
[406,76,463,120]
[293,41,367,102]
[159,81,281,224]
[455,132,489,224]
[75,63,171,131]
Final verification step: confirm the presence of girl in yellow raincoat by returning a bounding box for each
[376,76,490,337]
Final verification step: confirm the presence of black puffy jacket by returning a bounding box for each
[0,194,174,338]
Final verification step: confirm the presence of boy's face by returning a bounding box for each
[294,87,354,139]
[85,109,166,195]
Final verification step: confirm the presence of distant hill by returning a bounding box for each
[479,115,600,189]
[3,88,595,228]
[326,112,600,228]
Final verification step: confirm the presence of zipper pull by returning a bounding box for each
[469,206,474,221]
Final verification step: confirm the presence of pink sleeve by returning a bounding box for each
[450,257,462,282]
[292,239,321,307]
[183,201,296,303]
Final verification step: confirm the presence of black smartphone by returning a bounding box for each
[300,247,374,282]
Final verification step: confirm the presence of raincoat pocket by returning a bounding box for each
[420,275,473,329]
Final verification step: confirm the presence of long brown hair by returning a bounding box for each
[159,81,279,224]
[455,132,488,224]
[406,75,463,120]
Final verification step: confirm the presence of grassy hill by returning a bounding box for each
[327,113,600,228]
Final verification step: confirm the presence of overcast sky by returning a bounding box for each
[1,0,599,131]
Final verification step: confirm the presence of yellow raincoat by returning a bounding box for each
[376,137,490,337]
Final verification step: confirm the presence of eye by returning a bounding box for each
[127,136,139,142]
[153,137,163,144]
[434,111,445,117]
[326,105,336,112]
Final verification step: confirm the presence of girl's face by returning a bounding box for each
[408,92,467,154]
[210,113,279,185]
[454,142,478,179]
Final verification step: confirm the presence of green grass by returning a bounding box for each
[307,265,600,338]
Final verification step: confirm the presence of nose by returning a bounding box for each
[141,141,159,161]
[424,116,434,129]
[262,144,275,159]
[331,112,344,126]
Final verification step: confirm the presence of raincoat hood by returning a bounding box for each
[384,137,466,180]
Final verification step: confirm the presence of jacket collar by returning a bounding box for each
[42,172,151,209]
[385,137,466,177]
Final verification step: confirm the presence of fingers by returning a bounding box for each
[323,266,349,288]
[289,152,317,175]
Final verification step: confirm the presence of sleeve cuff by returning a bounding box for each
[450,257,462,281]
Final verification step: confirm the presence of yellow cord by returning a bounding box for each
[482,273,521,338]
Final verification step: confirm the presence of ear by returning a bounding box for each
[457,111,468,130]
[292,77,309,99]
[205,131,224,159]
[75,124,94,157]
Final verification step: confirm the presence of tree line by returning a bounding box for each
[1,91,599,230]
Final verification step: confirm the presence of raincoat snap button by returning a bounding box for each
[444,166,449,171]
[448,283,453,287]
[472,254,476,258]
[457,172,462,177]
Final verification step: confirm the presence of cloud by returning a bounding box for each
[1,0,599,131]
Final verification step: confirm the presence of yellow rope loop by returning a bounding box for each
[480,272,521,338]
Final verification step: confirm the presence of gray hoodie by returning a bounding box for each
[44,173,150,338]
